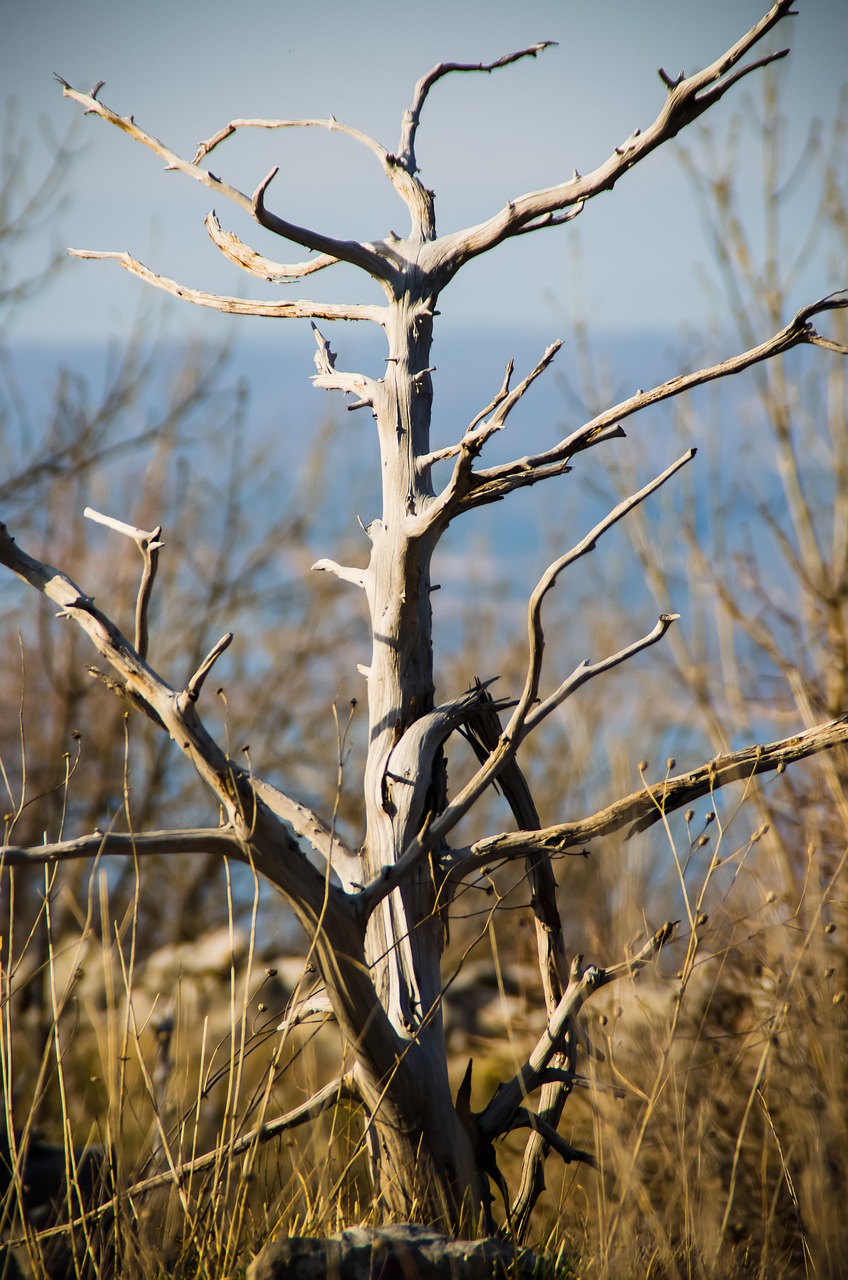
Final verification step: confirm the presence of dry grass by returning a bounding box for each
[2,774,845,1279]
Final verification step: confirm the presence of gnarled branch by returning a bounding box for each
[395,44,556,177]
[0,522,339,908]
[84,505,163,661]
[252,167,396,282]
[359,462,687,916]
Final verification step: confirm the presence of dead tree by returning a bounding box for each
[2,0,847,1235]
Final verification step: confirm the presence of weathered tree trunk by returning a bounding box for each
[357,292,485,1224]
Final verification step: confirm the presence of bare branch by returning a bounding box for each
[525,614,679,736]
[1,827,243,869]
[57,79,397,281]
[415,343,561,527]
[0,522,340,908]
[194,113,433,240]
[472,293,848,499]
[478,924,676,1141]
[67,249,385,323]
[360,462,688,916]
[382,681,508,846]
[508,1109,597,1168]
[311,323,377,408]
[453,714,848,875]
[420,340,561,519]
[132,1073,359,1195]
[14,1074,359,1245]
[205,211,339,281]
[277,993,334,1033]
[84,506,163,660]
[464,685,573,1232]
[193,115,388,167]
[431,3,796,270]
[251,777,361,891]
[56,77,256,214]
[311,558,369,589]
[395,44,556,175]
[187,633,233,702]
[511,456,693,746]
[252,168,396,282]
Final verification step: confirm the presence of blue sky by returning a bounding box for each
[4,0,847,344]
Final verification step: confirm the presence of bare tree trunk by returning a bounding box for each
[356,297,486,1223]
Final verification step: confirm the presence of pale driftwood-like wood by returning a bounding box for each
[462,293,848,507]
[4,4,842,1230]
[204,211,339,282]
[0,827,243,868]
[477,923,676,1142]
[429,2,795,271]
[84,505,163,660]
[67,250,384,323]
[358,456,695,916]
[449,714,848,880]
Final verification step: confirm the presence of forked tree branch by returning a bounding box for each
[431,1,796,272]
[84,506,163,661]
[515,453,693,736]
[0,522,343,908]
[508,1110,596,1169]
[463,294,848,508]
[252,167,396,281]
[464,687,574,1232]
[477,923,676,1141]
[195,112,432,241]
[56,78,397,281]
[359,462,689,916]
[311,323,377,408]
[395,43,556,176]
[416,343,563,528]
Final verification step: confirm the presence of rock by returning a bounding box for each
[248,1223,542,1279]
